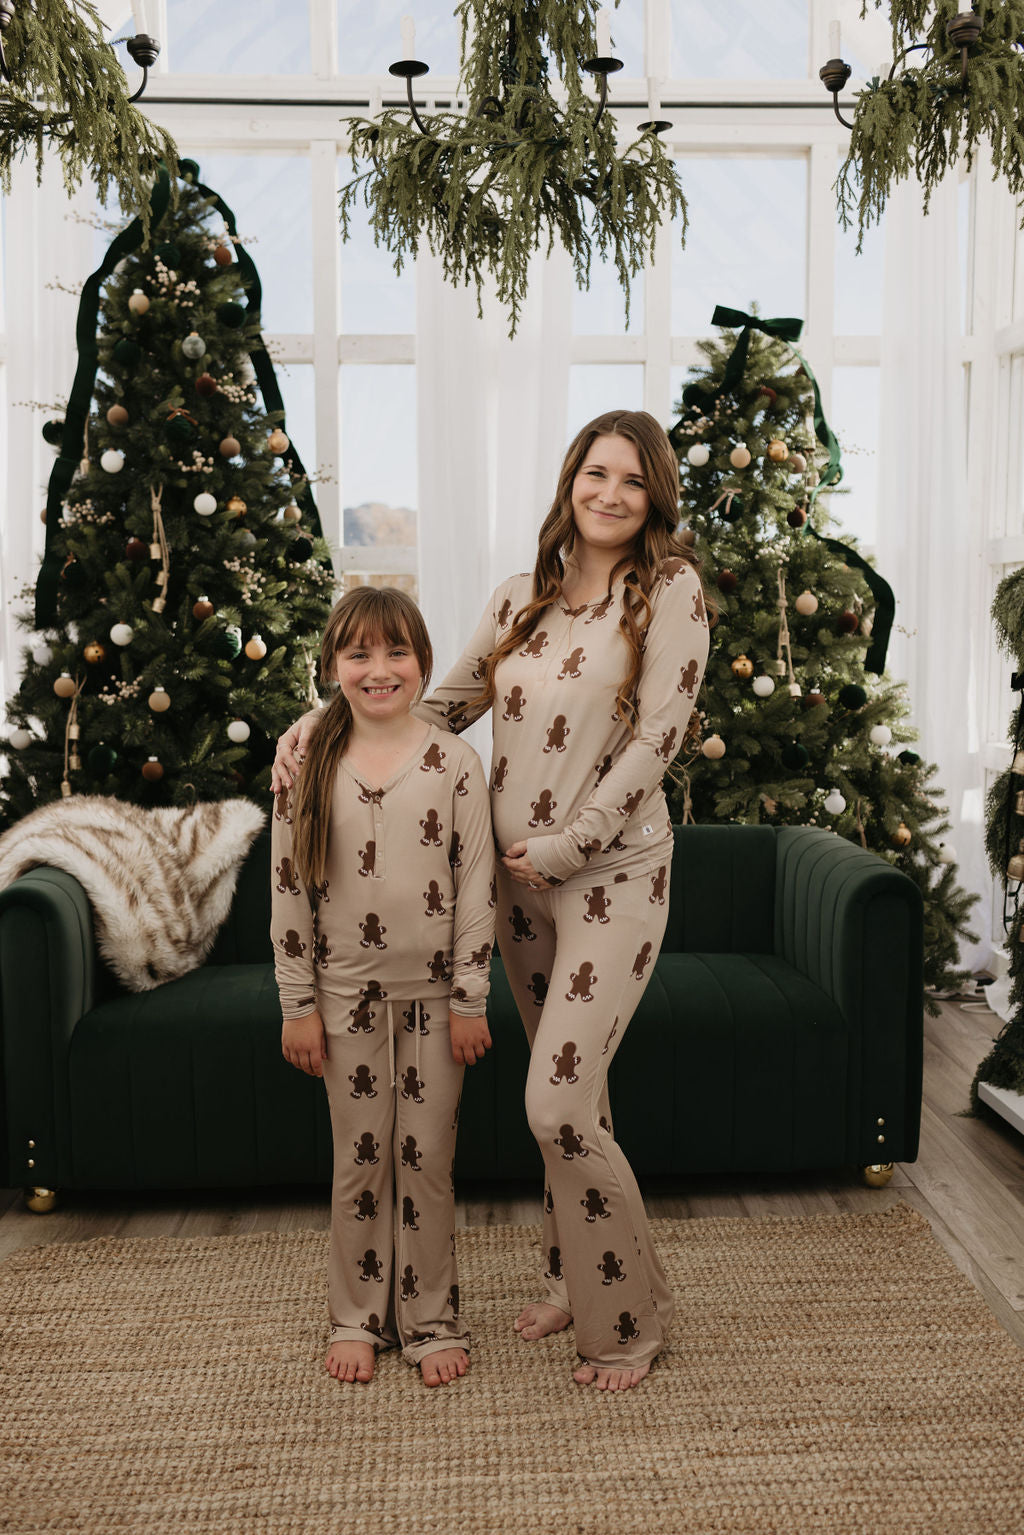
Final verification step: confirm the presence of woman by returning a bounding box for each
[273,410,712,1390]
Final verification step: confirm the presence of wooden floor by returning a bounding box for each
[3,994,1023,1350]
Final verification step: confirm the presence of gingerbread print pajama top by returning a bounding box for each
[271,724,495,1366]
[412,556,710,1368]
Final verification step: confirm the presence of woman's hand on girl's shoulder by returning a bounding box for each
[449,1011,492,1066]
[271,708,322,792]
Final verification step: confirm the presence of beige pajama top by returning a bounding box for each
[412,557,711,889]
[271,724,495,1021]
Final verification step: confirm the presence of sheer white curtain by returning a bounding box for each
[875,172,989,972]
[416,248,573,765]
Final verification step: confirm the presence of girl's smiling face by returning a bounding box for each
[334,632,423,724]
[571,433,651,555]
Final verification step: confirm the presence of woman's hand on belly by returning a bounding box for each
[501,841,554,890]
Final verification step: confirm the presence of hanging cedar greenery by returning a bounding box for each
[0,0,178,235]
[339,0,686,336]
[837,1,1024,247]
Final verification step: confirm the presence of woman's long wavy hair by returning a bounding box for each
[473,409,716,754]
[289,585,433,888]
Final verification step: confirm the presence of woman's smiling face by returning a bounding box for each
[570,433,651,556]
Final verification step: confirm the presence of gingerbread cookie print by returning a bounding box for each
[550,1041,581,1085]
[566,962,597,1001]
[528,790,557,827]
[558,646,585,680]
[544,714,571,753]
[420,741,446,773]
[503,686,527,721]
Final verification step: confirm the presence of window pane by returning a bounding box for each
[606,0,644,73]
[340,364,417,546]
[830,367,880,548]
[166,0,310,74]
[672,157,807,334]
[567,365,644,440]
[835,209,884,335]
[338,1,461,76]
[670,0,808,80]
[339,159,416,333]
[275,364,316,480]
[574,258,643,335]
[189,155,313,334]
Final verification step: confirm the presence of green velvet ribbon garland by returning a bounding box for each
[676,303,895,676]
[35,161,323,629]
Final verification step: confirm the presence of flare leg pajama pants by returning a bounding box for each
[319,994,469,1367]
[498,866,674,1369]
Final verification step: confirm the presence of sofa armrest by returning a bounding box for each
[774,825,924,1162]
[0,868,99,1189]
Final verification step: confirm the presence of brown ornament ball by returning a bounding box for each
[244,634,268,660]
[213,244,233,267]
[84,642,106,664]
[195,373,218,397]
[730,654,754,679]
[192,596,215,621]
[787,506,808,528]
[802,690,826,710]
[126,537,149,561]
[148,687,171,713]
[282,502,302,523]
[142,757,164,782]
[53,673,76,698]
[226,496,247,517]
[717,569,738,593]
[106,403,129,427]
[40,507,47,524]
[267,428,290,454]
[767,440,789,462]
[836,610,860,634]
[219,435,241,458]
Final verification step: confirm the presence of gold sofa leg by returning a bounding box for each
[23,1187,59,1213]
[860,1163,895,1188]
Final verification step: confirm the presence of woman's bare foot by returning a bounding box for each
[513,1302,573,1340]
[573,1361,651,1391]
[420,1347,468,1386]
[326,1340,375,1383]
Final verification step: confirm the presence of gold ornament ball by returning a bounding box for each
[53,673,76,698]
[106,403,129,427]
[24,1187,58,1214]
[283,502,302,523]
[128,289,150,316]
[219,435,241,458]
[84,642,106,664]
[701,734,726,760]
[861,1164,894,1189]
[728,444,751,469]
[267,428,290,454]
[767,439,789,462]
[142,757,164,782]
[227,496,247,517]
[795,590,818,616]
[730,654,754,680]
[148,687,171,713]
[892,821,912,848]
[245,635,268,660]
[192,596,215,620]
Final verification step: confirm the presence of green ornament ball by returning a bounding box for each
[155,241,181,266]
[166,413,197,442]
[897,749,921,766]
[288,535,314,563]
[87,743,118,776]
[42,419,65,446]
[208,624,243,660]
[217,300,246,328]
[112,338,142,367]
[838,683,868,710]
[781,742,809,770]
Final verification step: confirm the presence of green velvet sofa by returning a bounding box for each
[0,823,923,1208]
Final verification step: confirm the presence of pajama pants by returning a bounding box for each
[319,992,469,1366]
[498,863,674,1369]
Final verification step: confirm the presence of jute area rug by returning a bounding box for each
[2,1204,1023,1535]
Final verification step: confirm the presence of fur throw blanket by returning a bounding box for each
[0,796,267,992]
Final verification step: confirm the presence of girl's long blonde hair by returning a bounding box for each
[473,409,716,751]
[289,585,433,888]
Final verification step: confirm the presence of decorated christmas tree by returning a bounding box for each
[972,573,1024,1108]
[669,308,978,1010]
[1,160,334,823]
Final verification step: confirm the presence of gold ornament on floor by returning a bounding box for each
[892,821,912,848]
[244,635,267,660]
[24,1187,58,1214]
[730,655,754,680]
[83,642,106,664]
[860,1164,894,1189]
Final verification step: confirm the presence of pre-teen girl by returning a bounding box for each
[271,586,495,1388]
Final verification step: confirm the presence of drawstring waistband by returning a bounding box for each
[386,1001,396,1090]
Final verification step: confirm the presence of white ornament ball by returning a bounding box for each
[128,289,150,315]
[110,623,134,647]
[869,724,892,747]
[193,491,218,516]
[9,728,33,750]
[752,675,776,698]
[31,642,53,666]
[729,444,752,469]
[148,686,171,713]
[686,443,711,467]
[701,733,726,760]
[227,719,251,743]
[794,590,819,616]
[937,843,957,864]
[182,331,207,360]
[100,449,125,473]
[824,788,847,816]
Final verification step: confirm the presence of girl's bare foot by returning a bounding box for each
[420,1347,468,1386]
[573,1361,650,1391]
[326,1340,375,1383]
[513,1302,573,1340]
